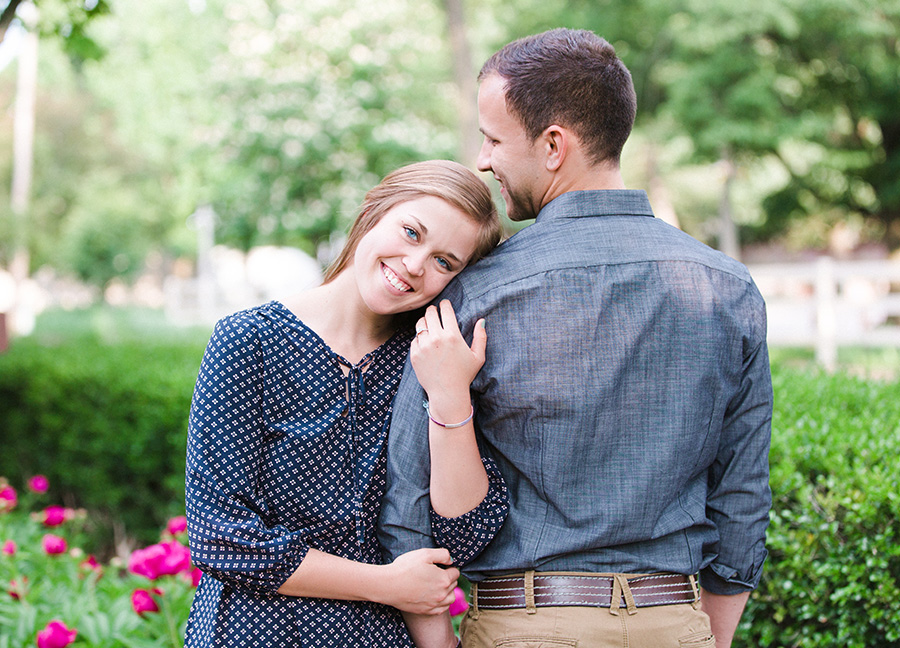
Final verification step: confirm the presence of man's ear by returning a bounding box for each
[540,125,568,171]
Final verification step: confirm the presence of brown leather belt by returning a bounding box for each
[474,573,697,610]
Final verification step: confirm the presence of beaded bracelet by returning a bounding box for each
[422,400,474,429]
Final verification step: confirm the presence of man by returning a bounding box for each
[379,28,772,648]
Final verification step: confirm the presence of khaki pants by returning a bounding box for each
[460,573,715,648]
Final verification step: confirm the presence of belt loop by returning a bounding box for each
[689,573,701,610]
[524,570,537,615]
[616,574,638,616]
[609,576,621,616]
[471,581,480,619]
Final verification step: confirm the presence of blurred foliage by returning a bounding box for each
[209,0,462,254]
[0,0,110,64]
[0,0,899,289]
[0,325,206,549]
[740,367,900,647]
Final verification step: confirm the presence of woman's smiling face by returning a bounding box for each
[352,195,482,316]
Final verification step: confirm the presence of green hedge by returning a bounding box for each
[740,367,900,647]
[0,334,206,549]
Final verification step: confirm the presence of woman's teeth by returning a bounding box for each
[383,264,412,292]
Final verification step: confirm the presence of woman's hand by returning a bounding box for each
[379,547,460,615]
[411,300,485,422]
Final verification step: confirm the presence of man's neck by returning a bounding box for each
[541,164,626,208]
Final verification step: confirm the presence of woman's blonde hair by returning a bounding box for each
[323,160,500,283]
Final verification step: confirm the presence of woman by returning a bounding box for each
[184,160,507,647]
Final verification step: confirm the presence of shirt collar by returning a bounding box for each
[535,190,655,223]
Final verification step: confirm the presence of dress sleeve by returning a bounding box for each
[429,455,508,567]
[186,314,309,594]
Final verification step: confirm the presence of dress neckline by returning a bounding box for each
[266,300,411,370]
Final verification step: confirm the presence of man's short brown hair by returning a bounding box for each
[479,28,637,167]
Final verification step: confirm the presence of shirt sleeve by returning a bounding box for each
[186,314,310,594]
[701,291,773,595]
[379,354,508,568]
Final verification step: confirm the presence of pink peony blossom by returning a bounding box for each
[131,588,162,616]
[449,587,469,617]
[80,555,102,575]
[181,566,203,587]
[42,534,67,555]
[9,576,28,600]
[42,506,68,527]
[128,540,192,580]
[165,515,188,536]
[0,485,16,512]
[2,540,15,555]
[27,475,49,494]
[36,620,77,648]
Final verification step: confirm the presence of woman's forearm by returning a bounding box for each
[277,548,387,601]
[276,547,459,616]
[427,387,490,518]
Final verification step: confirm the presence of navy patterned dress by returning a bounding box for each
[184,301,507,647]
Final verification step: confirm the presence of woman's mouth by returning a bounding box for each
[382,263,413,292]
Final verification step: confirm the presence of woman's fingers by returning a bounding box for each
[423,304,443,334]
[470,318,487,363]
[438,300,461,335]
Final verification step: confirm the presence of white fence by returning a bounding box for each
[747,258,900,369]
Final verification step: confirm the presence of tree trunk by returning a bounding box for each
[441,0,479,168]
[8,1,38,335]
[718,147,740,261]
[0,0,25,44]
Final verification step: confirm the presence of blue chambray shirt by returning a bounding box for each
[379,190,772,595]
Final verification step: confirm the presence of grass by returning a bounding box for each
[769,345,899,381]
[24,305,213,348]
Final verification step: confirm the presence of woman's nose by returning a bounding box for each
[404,251,427,276]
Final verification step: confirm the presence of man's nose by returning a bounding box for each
[476,139,492,173]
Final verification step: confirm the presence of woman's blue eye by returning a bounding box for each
[404,226,419,241]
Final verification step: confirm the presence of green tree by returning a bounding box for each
[0,0,230,288]
[0,0,110,62]
[661,0,900,251]
[208,0,464,255]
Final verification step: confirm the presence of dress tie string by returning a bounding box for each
[337,356,372,548]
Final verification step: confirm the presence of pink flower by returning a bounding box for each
[181,566,203,587]
[36,620,77,648]
[9,576,28,600]
[0,485,17,512]
[128,540,192,580]
[27,475,49,494]
[42,506,68,527]
[42,534,67,555]
[80,554,102,576]
[131,588,162,616]
[2,540,15,555]
[449,587,469,616]
[165,515,188,536]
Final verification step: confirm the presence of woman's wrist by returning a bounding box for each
[425,401,473,429]
[367,563,393,606]
[424,389,472,427]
